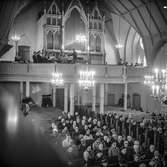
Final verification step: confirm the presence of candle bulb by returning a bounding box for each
[152,85,155,96]
[154,68,159,80]
[156,85,160,96]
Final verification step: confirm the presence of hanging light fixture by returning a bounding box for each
[143,1,167,102]
[75,34,87,43]
[144,68,167,102]
[51,66,64,86]
[78,65,95,90]
[115,15,124,49]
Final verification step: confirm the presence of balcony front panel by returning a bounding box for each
[0,63,27,74]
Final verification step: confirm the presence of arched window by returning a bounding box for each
[99,23,102,30]
[52,5,56,14]
[89,22,92,29]
[47,31,53,49]
[54,32,61,49]
[47,17,51,25]
[48,10,52,14]
[96,35,101,52]
[57,18,61,26]
[52,18,56,25]
[94,10,98,19]
[89,35,95,51]
[94,22,97,29]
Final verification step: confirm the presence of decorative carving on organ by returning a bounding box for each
[89,3,105,53]
[46,1,61,26]
[44,1,62,51]
[37,0,105,63]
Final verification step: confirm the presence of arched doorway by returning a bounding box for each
[132,93,141,110]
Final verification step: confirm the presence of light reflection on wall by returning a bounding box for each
[6,102,19,134]
[1,91,19,135]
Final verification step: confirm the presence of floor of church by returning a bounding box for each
[24,106,151,167]
[26,107,83,166]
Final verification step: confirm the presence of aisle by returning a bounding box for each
[27,106,82,167]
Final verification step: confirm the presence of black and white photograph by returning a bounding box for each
[0,0,167,167]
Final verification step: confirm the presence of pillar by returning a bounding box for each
[77,87,80,105]
[100,83,104,114]
[64,84,68,113]
[92,85,96,112]
[62,13,65,50]
[20,81,23,103]
[104,84,108,106]
[53,87,56,107]
[124,82,128,111]
[70,83,75,115]
[26,81,30,97]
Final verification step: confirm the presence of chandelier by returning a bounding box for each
[75,34,87,43]
[11,34,21,41]
[144,68,167,102]
[79,68,95,90]
[51,72,64,86]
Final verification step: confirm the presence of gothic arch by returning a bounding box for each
[96,35,101,52]
[89,34,96,51]
[152,39,167,65]
[47,1,60,15]
[47,31,53,49]
[64,1,87,26]
[54,31,61,49]
[52,4,56,14]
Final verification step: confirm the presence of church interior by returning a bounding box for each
[0,0,167,167]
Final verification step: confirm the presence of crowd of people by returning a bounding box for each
[51,110,167,167]
[32,49,85,64]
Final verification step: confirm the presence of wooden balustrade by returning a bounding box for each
[0,62,148,83]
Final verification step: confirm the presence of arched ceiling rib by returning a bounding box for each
[105,0,167,44]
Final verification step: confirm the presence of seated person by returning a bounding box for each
[83,145,95,166]
[149,151,163,167]
[108,141,120,163]
[62,134,73,148]
[32,51,37,63]
[51,122,58,134]
[145,145,155,160]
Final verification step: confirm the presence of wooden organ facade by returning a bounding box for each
[37,0,105,64]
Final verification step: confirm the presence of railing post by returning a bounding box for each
[129,122,131,136]
[153,128,157,148]
[136,124,139,140]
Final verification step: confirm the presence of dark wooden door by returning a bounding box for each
[56,88,64,110]
[107,93,115,106]
[132,93,141,110]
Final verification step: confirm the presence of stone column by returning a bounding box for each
[26,81,30,97]
[64,84,68,113]
[53,87,56,107]
[20,81,23,103]
[100,83,104,114]
[124,82,128,111]
[62,14,65,50]
[70,83,75,115]
[92,85,96,112]
[123,65,128,111]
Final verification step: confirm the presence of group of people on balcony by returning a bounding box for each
[51,109,167,167]
[32,49,84,64]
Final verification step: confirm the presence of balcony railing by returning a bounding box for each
[0,62,148,83]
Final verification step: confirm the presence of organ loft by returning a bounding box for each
[37,0,105,64]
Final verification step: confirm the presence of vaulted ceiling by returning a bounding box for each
[0,0,167,65]
[104,0,167,45]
